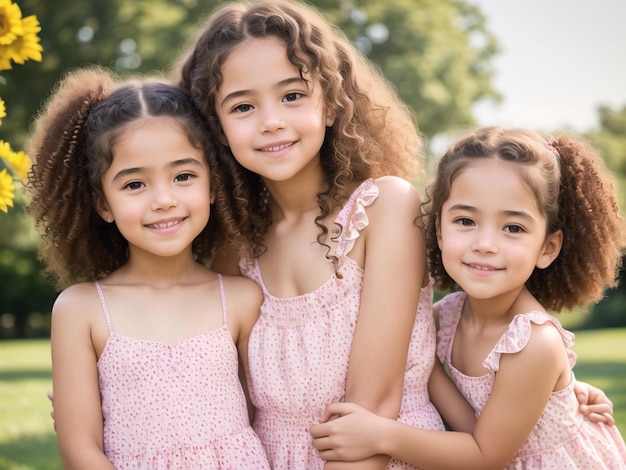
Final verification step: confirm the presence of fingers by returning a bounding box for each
[582,410,616,426]
[318,402,356,424]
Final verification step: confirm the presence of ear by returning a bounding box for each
[95,198,114,223]
[325,107,336,127]
[210,189,216,205]
[435,215,443,251]
[536,229,563,269]
[218,130,229,147]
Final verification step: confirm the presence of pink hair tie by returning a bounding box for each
[546,139,561,162]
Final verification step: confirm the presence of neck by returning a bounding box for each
[115,250,206,288]
[263,169,327,221]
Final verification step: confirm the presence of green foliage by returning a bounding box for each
[314,0,501,137]
[583,105,626,328]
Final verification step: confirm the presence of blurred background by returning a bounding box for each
[1,0,625,468]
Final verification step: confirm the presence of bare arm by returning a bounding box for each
[325,177,424,469]
[51,285,115,469]
[428,359,476,433]
[312,323,569,469]
[224,275,264,426]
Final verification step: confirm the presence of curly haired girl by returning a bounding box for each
[310,126,626,469]
[27,67,269,469]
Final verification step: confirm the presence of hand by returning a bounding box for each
[574,381,615,425]
[47,389,57,432]
[309,402,384,462]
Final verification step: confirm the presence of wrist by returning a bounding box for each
[377,416,396,456]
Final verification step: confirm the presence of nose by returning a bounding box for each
[260,103,286,133]
[472,227,498,253]
[151,183,177,211]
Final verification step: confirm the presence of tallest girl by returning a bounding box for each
[176,0,614,468]
[176,0,460,468]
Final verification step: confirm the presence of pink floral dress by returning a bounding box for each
[436,291,626,469]
[95,276,269,469]
[240,179,444,469]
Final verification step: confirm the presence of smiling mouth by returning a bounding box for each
[261,142,293,152]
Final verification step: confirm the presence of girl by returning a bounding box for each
[176,1,613,467]
[176,0,464,468]
[27,67,269,469]
[310,126,626,469]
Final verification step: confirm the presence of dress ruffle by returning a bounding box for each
[484,311,577,371]
[337,179,379,258]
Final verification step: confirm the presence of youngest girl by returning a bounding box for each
[311,126,626,468]
[27,68,269,469]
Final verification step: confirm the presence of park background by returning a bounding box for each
[1,0,625,468]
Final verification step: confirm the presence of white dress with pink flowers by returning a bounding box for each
[436,291,626,469]
[241,179,444,469]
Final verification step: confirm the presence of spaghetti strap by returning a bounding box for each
[217,274,228,327]
[94,282,114,333]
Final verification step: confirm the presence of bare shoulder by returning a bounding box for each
[220,274,263,325]
[369,176,421,224]
[525,320,566,360]
[373,176,421,205]
[52,282,100,320]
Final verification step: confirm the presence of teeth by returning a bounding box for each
[264,143,291,152]
[151,220,179,229]
[471,264,492,271]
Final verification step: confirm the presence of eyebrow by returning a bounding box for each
[111,157,204,182]
[219,76,307,108]
[447,203,537,223]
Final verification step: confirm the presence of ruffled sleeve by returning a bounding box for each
[435,292,465,364]
[335,179,379,258]
[483,311,577,372]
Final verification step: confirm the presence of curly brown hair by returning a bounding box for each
[423,126,626,312]
[174,0,423,257]
[26,67,241,289]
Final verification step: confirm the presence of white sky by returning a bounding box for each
[469,0,626,133]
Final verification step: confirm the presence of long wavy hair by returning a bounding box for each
[176,0,423,259]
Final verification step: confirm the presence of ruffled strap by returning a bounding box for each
[435,292,465,364]
[483,311,577,372]
[335,179,379,258]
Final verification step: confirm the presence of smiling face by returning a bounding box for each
[214,37,334,184]
[437,158,562,301]
[97,116,213,260]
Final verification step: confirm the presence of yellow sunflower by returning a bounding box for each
[0,97,5,122]
[4,14,42,65]
[0,0,23,46]
[1,144,30,180]
[0,167,14,212]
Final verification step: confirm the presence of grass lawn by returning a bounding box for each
[1,331,625,469]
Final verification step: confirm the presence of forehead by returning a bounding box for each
[219,37,308,89]
[448,159,541,213]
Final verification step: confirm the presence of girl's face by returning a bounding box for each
[97,116,213,260]
[215,37,334,184]
[437,158,562,301]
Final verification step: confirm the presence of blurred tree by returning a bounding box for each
[583,104,626,328]
[0,193,56,338]
[320,0,500,138]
